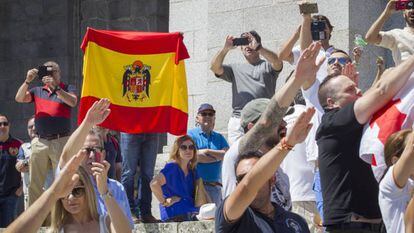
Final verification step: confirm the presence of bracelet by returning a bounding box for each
[276,137,294,151]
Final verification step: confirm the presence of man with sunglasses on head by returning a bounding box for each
[57,98,133,227]
[210,30,283,146]
[0,114,23,227]
[188,103,229,206]
[15,61,77,207]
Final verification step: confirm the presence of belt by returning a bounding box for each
[326,222,384,232]
[38,132,70,140]
[203,181,222,187]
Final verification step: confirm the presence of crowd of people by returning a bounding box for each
[1,1,414,232]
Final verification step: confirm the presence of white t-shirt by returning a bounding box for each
[379,165,414,233]
[379,27,414,66]
[292,46,330,162]
[280,105,316,202]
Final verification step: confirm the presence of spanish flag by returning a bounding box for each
[79,28,190,135]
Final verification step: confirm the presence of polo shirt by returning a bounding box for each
[30,83,76,136]
[104,135,122,180]
[316,102,381,226]
[0,136,22,197]
[217,60,281,116]
[215,197,310,233]
[188,127,229,183]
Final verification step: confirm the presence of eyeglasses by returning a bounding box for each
[179,144,195,151]
[0,122,9,127]
[327,57,351,65]
[200,112,215,117]
[236,173,247,184]
[27,125,34,129]
[83,146,104,154]
[63,186,85,199]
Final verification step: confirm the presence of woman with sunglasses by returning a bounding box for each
[150,135,200,221]
[49,156,132,232]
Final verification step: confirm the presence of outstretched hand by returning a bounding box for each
[84,98,111,125]
[295,42,325,84]
[285,107,315,146]
[342,63,359,86]
[50,150,87,199]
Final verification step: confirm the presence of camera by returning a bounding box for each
[299,2,318,14]
[37,65,54,78]
[396,0,414,10]
[311,19,327,41]
[233,37,250,46]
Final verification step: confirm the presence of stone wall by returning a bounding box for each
[170,0,406,138]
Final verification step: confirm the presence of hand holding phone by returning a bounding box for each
[94,152,102,163]
[396,0,414,10]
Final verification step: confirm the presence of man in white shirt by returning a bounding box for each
[366,0,414,65]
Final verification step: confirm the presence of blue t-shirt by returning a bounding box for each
[188,127,229,183]
[160,162,199,221]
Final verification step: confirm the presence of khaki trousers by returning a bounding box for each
[28,136,68,206]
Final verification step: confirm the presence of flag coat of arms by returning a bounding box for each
[360,73,414,169]
[79,28,190,135]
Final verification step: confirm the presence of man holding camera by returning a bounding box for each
[210,31,283,145]
[366,0,414,65]
[15,61,77,206]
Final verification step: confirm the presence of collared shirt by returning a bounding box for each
[30,82,76,136]
[379,27,414,65]
[0,136,22,197]
[188,127,229,183]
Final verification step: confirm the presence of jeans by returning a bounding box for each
[0,194,18,227]
[313,170,324,223]
[204,184,222,206]
[120,133,159,216]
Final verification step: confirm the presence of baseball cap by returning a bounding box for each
[198,103,215,114]
[240,98,269,128]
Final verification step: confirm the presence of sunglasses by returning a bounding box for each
[63,186,85,199]
[179,144,195,151]
[327,57,351,65]
[200,112,215,117]
[0,122,9,127]
[83,146,104,154]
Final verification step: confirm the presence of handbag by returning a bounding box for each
[193,171,212,207]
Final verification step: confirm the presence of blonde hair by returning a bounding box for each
[49,167,99,233]
[169,135,197,170]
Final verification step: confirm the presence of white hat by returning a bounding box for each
[196,203,216,220]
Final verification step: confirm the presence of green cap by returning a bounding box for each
[240,98,270,128]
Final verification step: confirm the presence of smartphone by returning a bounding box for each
[94,152,102,163]
[233,37,249,46]
[395,0,414,10]
[299,2,318,14]
[311,19,326,41]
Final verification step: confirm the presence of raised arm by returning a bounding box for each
[365,0,396,45]
[354,55,414,124]
[5,151,86,233]
[224,108,314,221]
[239,42,323,155]
[59,98,111,168]
[406,197,414,233]
[278,25,301,64]
[392,131,414,188]
[300,13,312,51]
[15,69,36,103]
[210,36,235,76]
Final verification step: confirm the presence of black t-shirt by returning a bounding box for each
[215,197,310,233]
[0,136,22,197]
[316,102,381,226]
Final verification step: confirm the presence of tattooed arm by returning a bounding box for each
[239,42,323,155]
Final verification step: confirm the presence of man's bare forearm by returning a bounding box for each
[300,15,312,51]
[239,75,301,155]
[210,48,230,76]
[365,9,391,44]
[278,26,300,63]
[259,47,283,71]
[15,83,32,103]
[56,90,77,107]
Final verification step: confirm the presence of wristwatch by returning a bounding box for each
[100,190,113,200]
